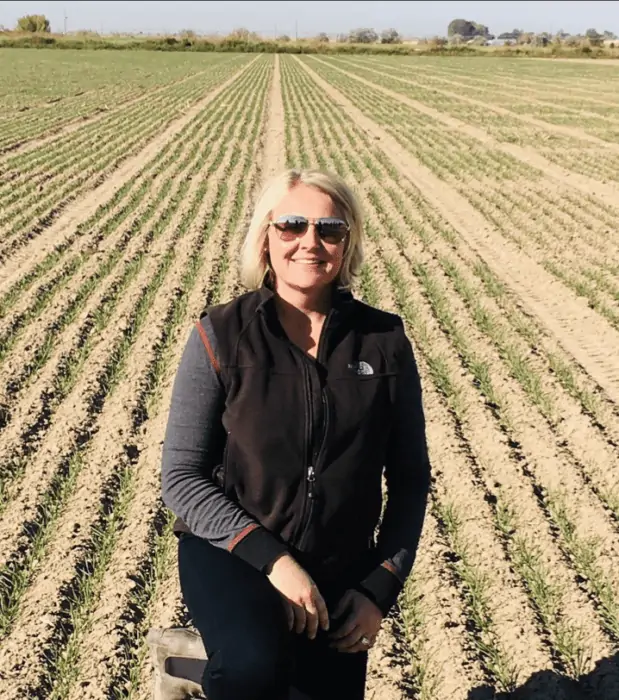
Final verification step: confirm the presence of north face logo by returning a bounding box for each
[348,361,374,376]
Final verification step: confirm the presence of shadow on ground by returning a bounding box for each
[468,652,619,700]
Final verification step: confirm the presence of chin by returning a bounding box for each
[286,275,335,292]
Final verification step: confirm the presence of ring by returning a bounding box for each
[360,635,371,646]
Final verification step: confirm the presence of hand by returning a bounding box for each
[267,553,330,640]
[328,589,383,653]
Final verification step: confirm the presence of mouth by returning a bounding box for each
[293,259,326,265]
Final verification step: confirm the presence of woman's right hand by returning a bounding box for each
[267,553,330,639]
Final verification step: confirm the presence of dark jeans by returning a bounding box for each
[178,533,369,700]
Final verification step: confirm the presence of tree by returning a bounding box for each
[16,14,50,32]
[498,31,519,40]
[277,34,291,42]
[585,28,603,46]
[228,27,260,42]
[315,32,329,43]
[380,28,402,44]
[447,19,475,37]
[473,22,490,37]
[603,30,618,40]
[348,28,378,43]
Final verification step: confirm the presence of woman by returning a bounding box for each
[159,168,431,700]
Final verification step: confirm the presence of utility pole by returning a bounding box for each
[63,7,68,34]
[295,20,298,41]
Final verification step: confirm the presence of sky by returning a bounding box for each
[1,0,617,38]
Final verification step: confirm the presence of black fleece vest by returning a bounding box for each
[198,284,405,569]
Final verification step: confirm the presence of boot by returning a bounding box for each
[147,626,208,699]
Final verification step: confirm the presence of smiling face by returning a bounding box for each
[266,183,347,296]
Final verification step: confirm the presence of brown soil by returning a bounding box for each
[61,63,269,700]
[262,55,286,181]
[0,100,257,698]
[286,72,491,696]
[0,80,243,423]
[317,56,619,205]
[3,53,619,700]
[295,56,619,407]
[330,56,619,155]
[363,56,619,120]
[291,55,619,694]
[0,57,259,298]
[0,66,221,160]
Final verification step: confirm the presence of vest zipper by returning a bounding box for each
[292,358,313,547]
[297,388,329,550]
[291,308,335,550]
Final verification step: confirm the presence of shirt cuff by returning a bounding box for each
[356,562,404,616]
[228,524,289,573]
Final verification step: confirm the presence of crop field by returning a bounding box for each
[1,47,619,700]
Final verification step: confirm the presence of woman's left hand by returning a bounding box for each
[328,589,383,653]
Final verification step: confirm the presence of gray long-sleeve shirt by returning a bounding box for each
[161,318,259,550]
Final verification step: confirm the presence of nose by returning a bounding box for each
[298,222,322,247]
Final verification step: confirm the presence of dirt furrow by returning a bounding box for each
[356,181,555,692]
[0,83,244,423]
[407,229,619,583]
[262,55,286,180]
[425,61,619,104]
[329,56,619,156]
[294,56,619,408]
[0,157,217,573]
[369,183,619,517]
[56,62,272,700]
[281,60,488,696]
[313,56,619,205]
[361,58,619,126]
[361,238,484,700]
[0,56,258,341]
[292,61,619,269]
[285,55,619,689]
[69,193,233,700]
[0,143,173,321]
[303,63,619,516]
[369,176,619,592]
[0,82,264,684]
[474,183,619,268]
[0,144,248,699]
[0,57,259,298]
[395,192,619,480]
[0,64,228,160]
[0,204,156,391]
[375,240,614,671]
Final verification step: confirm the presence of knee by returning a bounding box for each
[203,644,291,700]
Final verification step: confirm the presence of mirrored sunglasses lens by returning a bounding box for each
[274,216,308,238]
[318,219,348,241]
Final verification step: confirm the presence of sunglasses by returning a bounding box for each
[269,214,349,244]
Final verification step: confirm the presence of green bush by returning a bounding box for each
[16,14,50,32]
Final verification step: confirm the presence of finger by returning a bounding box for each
[283,599,294,631]
[332,589,353,620]
[293,603,307,635]
[316,592,330,632]
[339,639,371,654]
[330,625,362,650]
[304,600,319,640]
[329,610,359,640]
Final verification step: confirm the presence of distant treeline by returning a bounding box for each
[0,33,617,58]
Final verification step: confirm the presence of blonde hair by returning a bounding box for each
[240,168,364,290]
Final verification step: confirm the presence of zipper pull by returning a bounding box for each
[307,465,316,498]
